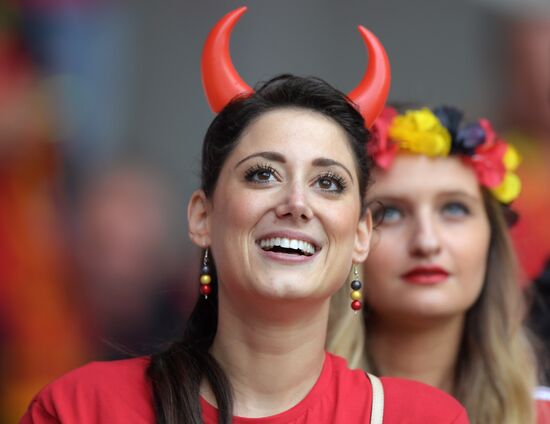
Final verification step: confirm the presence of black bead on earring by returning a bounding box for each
[350,265,363,312]
[199,248,212,299]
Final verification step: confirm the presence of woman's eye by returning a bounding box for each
[254,169,275,182]
[372,205,402,224]
[381,206,402,223]
[244,165,277,184]
[315,173,346,193]
[442,202,469,217]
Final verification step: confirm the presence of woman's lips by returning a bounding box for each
[401,266,449,285]
[255,231,321,264]
[258,248,318,263]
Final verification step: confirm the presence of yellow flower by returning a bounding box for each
[490,172,521,203]
[389,108,451,157]
[502,145,521,171]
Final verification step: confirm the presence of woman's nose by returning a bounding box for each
[409,215,442,257]
[274,182,314,223]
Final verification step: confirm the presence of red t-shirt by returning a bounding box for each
[536,387,550,424]
[20,352,469,423]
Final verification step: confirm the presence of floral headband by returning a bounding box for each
[368,106,521,204]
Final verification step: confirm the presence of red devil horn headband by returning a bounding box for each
[201,6,391,128]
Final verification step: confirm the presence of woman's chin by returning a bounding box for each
[248,278,330,304]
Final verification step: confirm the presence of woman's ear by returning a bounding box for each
[188,189,211,248]
[352,209,372,263]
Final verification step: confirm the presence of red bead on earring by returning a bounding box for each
[200,284,212,296]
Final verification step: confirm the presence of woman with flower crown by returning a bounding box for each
[327,105,550,424]
[19,7,471,424]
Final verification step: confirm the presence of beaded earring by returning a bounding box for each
[350,265,363,312]
[199,248,212,299]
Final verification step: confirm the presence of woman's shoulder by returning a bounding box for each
[536,386,550,424]
[36,356,151,398]
[327,354,469,423]
[381,377,469,423]
[20,357,154,424]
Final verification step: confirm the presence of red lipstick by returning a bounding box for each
[401,266,449,285]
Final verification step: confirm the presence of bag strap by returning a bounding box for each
[367,373,384,424]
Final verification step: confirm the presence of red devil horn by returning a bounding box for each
[201,6,253,113]
[347,26,391,128]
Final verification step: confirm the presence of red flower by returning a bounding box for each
[368,107,398,169]
[463,121,508,188]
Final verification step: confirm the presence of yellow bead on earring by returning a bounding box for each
[351,290,362,301]
[200,274,212,285]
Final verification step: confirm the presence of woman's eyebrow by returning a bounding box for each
[436,190,481,202]
[235,151,285,169]
[312,158,354,181]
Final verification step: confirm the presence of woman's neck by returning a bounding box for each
[368,314,465,394]
[204,295,330,418]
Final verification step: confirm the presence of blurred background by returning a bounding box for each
[1,0,549,421]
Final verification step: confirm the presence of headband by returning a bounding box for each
[369,106,521,204]
[201,6,391,128]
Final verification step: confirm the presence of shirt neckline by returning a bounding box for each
[200,352,333,423]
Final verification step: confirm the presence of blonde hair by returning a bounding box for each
[327,190,538,424]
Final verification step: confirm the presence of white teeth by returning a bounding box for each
[258,237,316,255]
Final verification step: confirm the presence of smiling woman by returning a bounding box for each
[19,76,469,424]
[20,7,470,424]
[192,108,365,302]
